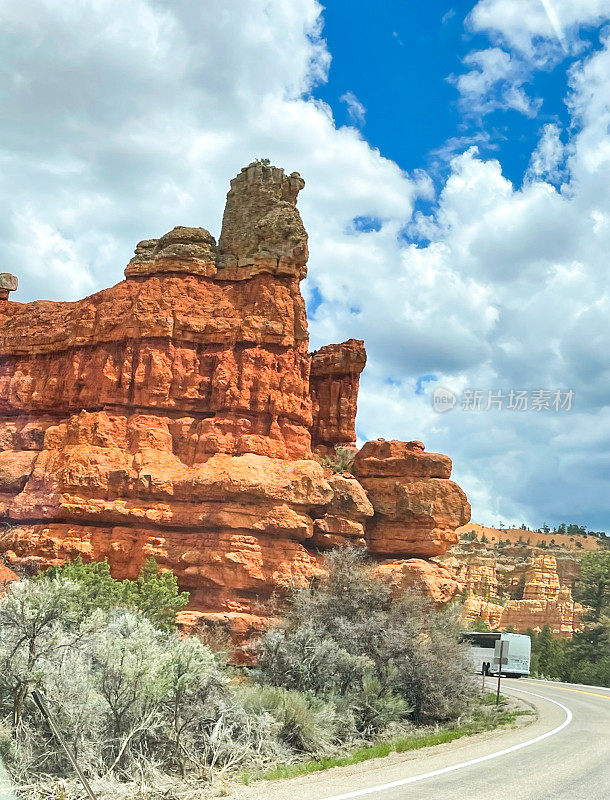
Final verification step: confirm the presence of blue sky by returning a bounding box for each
[3,0,610,529]
[315,0,575,185]
[318,3,481,171]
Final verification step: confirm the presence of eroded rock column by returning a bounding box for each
[354,438,471,605]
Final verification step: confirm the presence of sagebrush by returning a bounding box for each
[0,549,478,798]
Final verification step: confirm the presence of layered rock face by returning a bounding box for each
[354,439,471,605]
[353,439,469,557]
[456,552,583,638]
[0,162,471,649]
[455,561,499,600]
[309,339,366,453]
[500,555,583,637]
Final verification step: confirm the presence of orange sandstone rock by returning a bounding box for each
[354,439,470,559]
[309,339,366,452]
[354,438,452,479]
[455,552,583,638]
[521,555,562,600]
[462,595,504,630]
[0,561,19,586]
[454,560,499,600]
[500,555,583,637]
[0,163,472,643]
[500,590,583,638]
[374,558,460,606]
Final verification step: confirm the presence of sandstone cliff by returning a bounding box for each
[0,162,471,651]
[444,529,585,637]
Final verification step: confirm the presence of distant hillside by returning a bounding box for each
[456,523,607,553]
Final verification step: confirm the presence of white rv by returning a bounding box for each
[460,631,531,677]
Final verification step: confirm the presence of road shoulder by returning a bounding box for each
[231,690,538,800]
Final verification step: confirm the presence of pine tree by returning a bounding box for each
[34,556,189,629]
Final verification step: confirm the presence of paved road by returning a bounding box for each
[244,679,610,800]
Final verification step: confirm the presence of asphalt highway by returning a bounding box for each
[244,679,610,800]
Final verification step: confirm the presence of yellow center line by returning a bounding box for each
[519,680,610,701]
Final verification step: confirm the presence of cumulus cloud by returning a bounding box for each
[0,0,413,302]
[310,10,610,527]
[352,32,610,528]
[3,0,610,528]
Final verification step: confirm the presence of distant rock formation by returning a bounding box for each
[0,162,471,653]
[447,542,584,637]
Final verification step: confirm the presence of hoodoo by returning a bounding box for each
[0,162,471,650]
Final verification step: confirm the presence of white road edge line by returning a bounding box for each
[314,687,573,800]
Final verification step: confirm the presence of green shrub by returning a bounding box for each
[320,446,356,474]
[33,556,189,630]
[255,548,476,726]
[239,685,337,754]
[0,549,481,795]
[0,579,268,787]
[574,551,610,621]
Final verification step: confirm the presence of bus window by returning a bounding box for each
[460,633,500,649]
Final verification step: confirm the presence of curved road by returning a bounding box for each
[244,679,610,800]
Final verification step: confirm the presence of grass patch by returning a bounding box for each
[242,696,533,784]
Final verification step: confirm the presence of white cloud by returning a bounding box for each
[469,0,610,55]
[455,0,610,116]
[526,122,566,181]
[9,209,97,299]
[351,32,610,528]
[340,90,366,126]
[0,0,408,303]
[3,0,610,529]
[309,23,610,527]
[453,47,541,116]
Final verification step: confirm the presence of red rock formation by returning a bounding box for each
[309,339,366,453]
[454,560,499,600]
[521,555,561,600]
[354,439,470,557]
[374,558,460,606]
[0,561,19,585]
[0,162,471,648]
[458,553,583,638]
[354,438,470,599]
[462,596,504,630]
[500,555,583,637]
